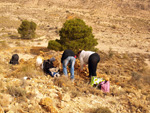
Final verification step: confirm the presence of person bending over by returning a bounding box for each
[61,49,76,81]
[77,50,100,77]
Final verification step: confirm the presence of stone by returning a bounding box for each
[62,93,70,102]
[39,97,58,113]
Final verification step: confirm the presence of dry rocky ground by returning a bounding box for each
[0,0,150,113]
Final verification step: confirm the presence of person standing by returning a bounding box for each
[77,50,100,78]
[61,49,76,81]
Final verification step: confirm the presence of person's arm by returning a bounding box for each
[61,52,64,63]
[61,57,63,64]
[80,57,84,71]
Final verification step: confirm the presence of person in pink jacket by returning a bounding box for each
[77,50,100,78]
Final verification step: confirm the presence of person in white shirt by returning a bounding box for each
[77,50,100,77]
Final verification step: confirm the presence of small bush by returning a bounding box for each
[89,106,112,113]
[48,40,62,51]
[9,62,43,78]
[48,18,98,53]
[15,41,21,46]
[143,75,150,85]
[131,72,141,81]
[108,48,114,58]
[7,86,26,97]
[111,25,116,29]
[18,20,37,39]
[53,76,103,98]
[95,107,112,113]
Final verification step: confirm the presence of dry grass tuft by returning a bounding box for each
[128,99,149,113]
[128,69,150,89]
[53,76,76,94]
[111,85,126,96]
[86,106,112,113]
[108,48,114,59]
[142,68,150,85]
[53,76,103,98]
[7,86,26,98]
[131,72,141,81]
[8,60,44,78]
[0,41,9,49]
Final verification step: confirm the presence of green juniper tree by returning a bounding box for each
[48,18,98,53]
[18,20,37,39]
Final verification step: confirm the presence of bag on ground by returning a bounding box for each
[90,76,104,86]
[99,81,110,93]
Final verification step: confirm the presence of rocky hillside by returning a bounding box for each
[0,45,150,113]
[0,0,150,113]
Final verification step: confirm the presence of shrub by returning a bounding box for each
[94,107,112,113]
[108,48,114,58]
[7,86,26,97]
[18,20,37,39]
[48,40,62,51]
[47,18,98,53]
[88,106,112,113]
[131,72,141,81]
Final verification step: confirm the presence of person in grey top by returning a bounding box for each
[77,50,100,77]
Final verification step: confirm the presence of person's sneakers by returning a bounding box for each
[71,78,75,84]
[71,78,74,82]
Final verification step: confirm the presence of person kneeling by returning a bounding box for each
[42,57,60,77]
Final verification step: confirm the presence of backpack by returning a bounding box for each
[9,54,19,65]
[99,81,110,93]
[42,58,60,77]
[42,59,54,74]
[49,67,60,77]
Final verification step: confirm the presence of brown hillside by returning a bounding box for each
[0,0,150,113]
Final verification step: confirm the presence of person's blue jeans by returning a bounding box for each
[63,56,76,79]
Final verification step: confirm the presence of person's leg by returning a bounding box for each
[69,57,76,80]
[88,53,100,77]
[91,60,97,76]
[88,58,93,77]
[63,58,69,76]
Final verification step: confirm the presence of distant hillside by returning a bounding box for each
[0,0,150,53]
[2,0,150,14]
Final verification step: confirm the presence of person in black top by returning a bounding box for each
[61,49,76,81]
